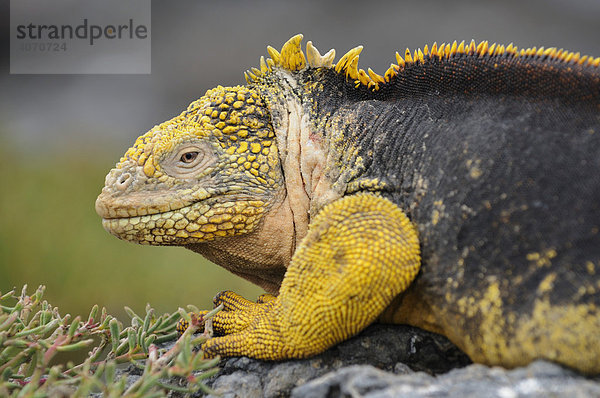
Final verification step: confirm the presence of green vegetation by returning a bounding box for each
[0,144,263,322]
[0,285,219,396]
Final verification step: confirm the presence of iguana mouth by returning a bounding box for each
[95,188,208,220]
[99,194,267,245]
[100,203,199,244]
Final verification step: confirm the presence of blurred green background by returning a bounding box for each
[1,0,599,321]
[0,141,263,318]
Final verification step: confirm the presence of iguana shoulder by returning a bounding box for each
[97,35,600,374]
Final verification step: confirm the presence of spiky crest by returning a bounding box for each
[244,35,600,91]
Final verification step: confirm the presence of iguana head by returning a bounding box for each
[95,84,282,245]
[95,34,340,251]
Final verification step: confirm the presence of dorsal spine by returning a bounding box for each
[244,35,600,92]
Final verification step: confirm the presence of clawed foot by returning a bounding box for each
[176,291,289,359]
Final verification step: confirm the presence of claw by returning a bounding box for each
[186,291,286,358]
[256,293,277,304]
[213,290,257,312]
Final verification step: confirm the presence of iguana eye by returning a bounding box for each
[176,148,204,169]
[180,151,199,163]
[161,143,214,178]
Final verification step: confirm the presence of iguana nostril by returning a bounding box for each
[116,173,132,190]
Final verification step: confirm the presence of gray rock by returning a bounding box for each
[164,324,600,398]
[198,324,470,397]
[209,371,262,398]
[292,361,600,398]
[290,366,404,398]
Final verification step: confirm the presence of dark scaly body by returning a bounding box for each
[292,53,600,369]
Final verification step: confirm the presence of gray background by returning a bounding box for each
[2,0,600,156]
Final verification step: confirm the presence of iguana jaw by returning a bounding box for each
[98,194,268,246]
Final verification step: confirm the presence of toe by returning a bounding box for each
[256,293,277,304]
[212,309,254,335]
[213,290,257,311]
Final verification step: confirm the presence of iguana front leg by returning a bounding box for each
[195,193,421,359]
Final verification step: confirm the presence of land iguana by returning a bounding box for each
[96,35,600,373]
